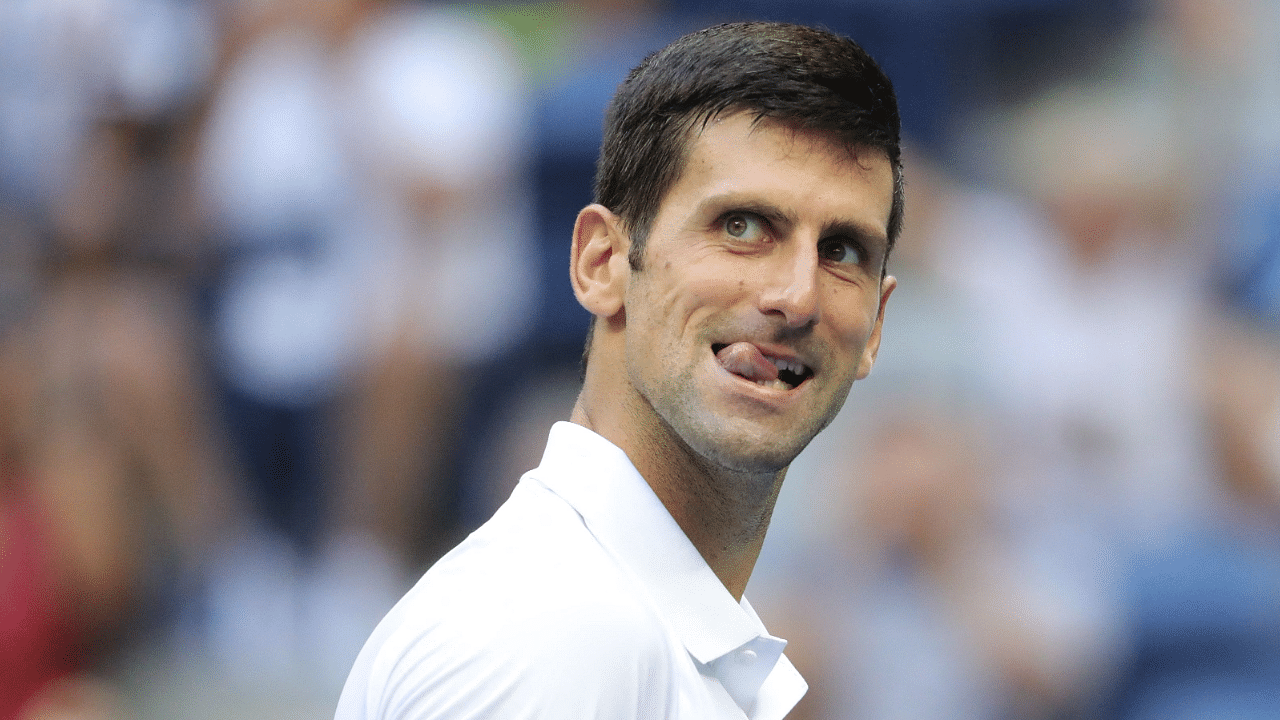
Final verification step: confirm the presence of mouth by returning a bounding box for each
[712,342,814,391]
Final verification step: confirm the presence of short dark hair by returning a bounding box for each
[581,21,903,377]
[595,21,904,268]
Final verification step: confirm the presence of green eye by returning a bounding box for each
[724,213,765,241]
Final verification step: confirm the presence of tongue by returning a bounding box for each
[715,342,779,383]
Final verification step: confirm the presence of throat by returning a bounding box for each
[645,455,781,603]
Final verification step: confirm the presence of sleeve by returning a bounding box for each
[363,596,680,720]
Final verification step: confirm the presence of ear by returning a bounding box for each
[855,275,896,381]
[570,204,631,320]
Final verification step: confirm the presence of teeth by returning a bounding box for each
[768,357,806,376]
[753,378,791,391]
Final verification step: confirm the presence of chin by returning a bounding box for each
[681,419,815,476]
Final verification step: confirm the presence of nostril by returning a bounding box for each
[758,280,820,328]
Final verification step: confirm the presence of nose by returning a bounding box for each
[757,241,819,328]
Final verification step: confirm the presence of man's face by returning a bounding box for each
[621,112,896,475]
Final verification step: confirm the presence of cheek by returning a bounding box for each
[682,271,745,308]
[823,285,882,345]
[644,264,744,329]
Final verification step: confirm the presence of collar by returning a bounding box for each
[528,421,799,710]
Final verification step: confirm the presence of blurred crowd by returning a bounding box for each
[0,0,1277,719]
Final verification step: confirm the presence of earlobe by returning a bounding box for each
[855,274,896,380]
[570,204,631,320]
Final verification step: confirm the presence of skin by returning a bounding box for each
[569,112,896,601]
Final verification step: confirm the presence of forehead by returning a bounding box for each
[660,113,894,238]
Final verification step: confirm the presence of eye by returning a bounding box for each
[722,212,766,242]
[818,237,867,266]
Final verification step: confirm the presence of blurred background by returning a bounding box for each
[0,0,1277,718]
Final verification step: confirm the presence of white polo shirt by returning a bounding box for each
[335,421,807,719]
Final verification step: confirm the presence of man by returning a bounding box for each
[336,20,901,720]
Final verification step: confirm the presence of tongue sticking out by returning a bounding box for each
[715,342,779,383]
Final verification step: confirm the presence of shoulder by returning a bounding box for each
[337,479,680,720]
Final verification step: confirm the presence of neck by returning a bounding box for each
[571,392,783,602]
[654,458,783,603]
